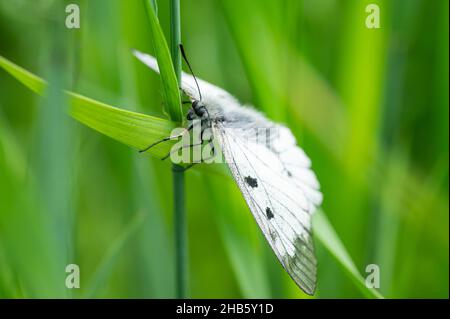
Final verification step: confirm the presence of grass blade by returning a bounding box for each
[0,55,176,158]
[314,210,384,299]
[143,0,183,123]
[0,56,46,94]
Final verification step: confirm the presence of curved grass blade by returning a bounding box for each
[314,210,384,299]
[0,55,176,158]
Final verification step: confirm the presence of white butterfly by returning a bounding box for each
[133,49,323,295]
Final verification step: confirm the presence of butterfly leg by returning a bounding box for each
[160,117,208,159]
[170,136,216,172]
[165,118,217,170]
[139,122,194,153]
[200,145,216,162]
[161,141,203,161]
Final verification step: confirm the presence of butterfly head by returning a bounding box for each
[187,100,207,120]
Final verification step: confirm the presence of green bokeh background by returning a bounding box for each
[0,0,448,298]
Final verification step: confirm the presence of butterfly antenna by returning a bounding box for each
[179,44,202,101]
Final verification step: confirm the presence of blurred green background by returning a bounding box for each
[0,0,448,298]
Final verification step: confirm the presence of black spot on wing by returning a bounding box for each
[266,207,274,219]
[244,176,258,188]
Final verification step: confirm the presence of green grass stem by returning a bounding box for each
[169,0,188,299]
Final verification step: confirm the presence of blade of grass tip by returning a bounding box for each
[84,212,146,298]
[313,210,384,299]
[0,55,177,158]
[0,55,46,94]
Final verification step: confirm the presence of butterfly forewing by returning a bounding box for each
[213,123,320,295]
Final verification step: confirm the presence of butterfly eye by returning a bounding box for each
[192,100,199,109]
[195,106,206,117]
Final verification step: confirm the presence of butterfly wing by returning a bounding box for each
[213,122,322,295]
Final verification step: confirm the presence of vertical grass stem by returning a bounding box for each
[170,0,188,298]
